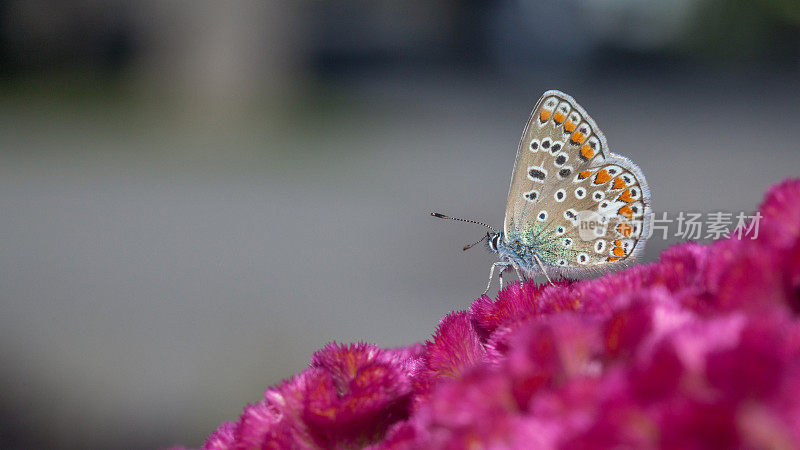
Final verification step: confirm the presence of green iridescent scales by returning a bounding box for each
[512,221,579,264]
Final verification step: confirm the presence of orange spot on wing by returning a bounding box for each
[616,223,633,237]
[540,110,552,122]
[618,189,634,203]
[580,144,595,160]
[618,205,633,219]
[571,131,586,144]
[564,120,576,132]
[554,112,566,123]
[607,256,621,262]
[612,177,627,190]
[613,245,625,257]
[594,169,611,184]
[579,170,594,180]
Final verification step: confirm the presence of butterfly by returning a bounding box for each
[433,90,651,293]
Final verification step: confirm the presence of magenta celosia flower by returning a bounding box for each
[190,178,800,449]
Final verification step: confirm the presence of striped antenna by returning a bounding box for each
[430,212,496,232]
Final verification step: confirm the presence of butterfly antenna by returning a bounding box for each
[462,234,488,251]
[430,212,496,232]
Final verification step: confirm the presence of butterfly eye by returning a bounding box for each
[562,238,573,247]
[558,167,573,179]
[574,188,586,199]
[529,139,540,152]
[551,142,563,152]
[554,153,568,166]
[593,191,605,201]
[556,226,566,235]
[557,259,568,266]
[554,189,566,202]
[542,138,552,150]
[577,253,589,264]
[537,211,548,221]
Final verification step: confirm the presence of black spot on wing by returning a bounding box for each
[528,168,546,180]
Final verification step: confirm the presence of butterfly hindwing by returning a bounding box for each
[503,91,651,275]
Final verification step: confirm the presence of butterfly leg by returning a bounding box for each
[498,264,512,291]
[514,265,525,288]
[533,253,554,286]
[484,262,511,296]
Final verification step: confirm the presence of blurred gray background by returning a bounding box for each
[1,1,798,448]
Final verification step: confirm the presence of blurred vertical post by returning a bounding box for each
[132,0,306,119]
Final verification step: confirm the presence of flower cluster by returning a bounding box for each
[198,179,800,449]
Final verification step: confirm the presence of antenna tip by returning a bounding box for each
[431,212,447,218]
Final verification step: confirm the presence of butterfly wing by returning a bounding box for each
[504,90,651,275]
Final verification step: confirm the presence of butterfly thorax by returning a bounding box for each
[486,230,543,275]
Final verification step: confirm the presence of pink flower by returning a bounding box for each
[194,178,800,449]
[759,179,800,249]
[200,343,418,449]
[422,311,485,380]
[202,422,236,450]
[470,280,571,337]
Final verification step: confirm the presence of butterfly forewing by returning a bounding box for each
[503,90,651,273]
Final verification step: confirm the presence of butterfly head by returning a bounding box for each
[487,231,503,254]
